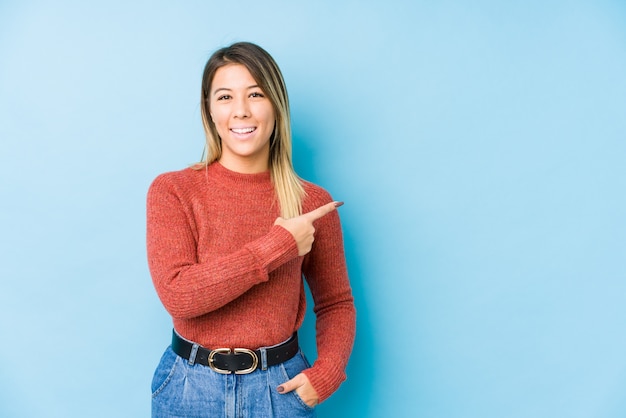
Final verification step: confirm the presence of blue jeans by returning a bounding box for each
[151,346,317,417]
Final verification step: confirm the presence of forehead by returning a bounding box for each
[211,64,257,90]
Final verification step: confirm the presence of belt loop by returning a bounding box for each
[259,347,268,370]
[188,343,200,365]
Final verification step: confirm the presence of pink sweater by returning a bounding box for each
[146,162,356,402]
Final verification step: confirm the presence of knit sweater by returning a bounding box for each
[146,162,356,402]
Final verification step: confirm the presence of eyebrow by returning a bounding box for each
[212,85,261,96]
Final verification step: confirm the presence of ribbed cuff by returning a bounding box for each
[245,225,299,274]
[302,361,347,404]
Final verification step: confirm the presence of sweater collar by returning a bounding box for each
[207,162,274,191]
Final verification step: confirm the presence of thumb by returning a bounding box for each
[303,201,344,222]
[277,373,305,394]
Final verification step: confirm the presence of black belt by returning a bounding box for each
[171,330,299,374]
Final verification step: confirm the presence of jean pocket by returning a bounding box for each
[151,347,180,398]
[279,352,316,410]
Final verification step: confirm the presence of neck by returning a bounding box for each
[218,155,269,174]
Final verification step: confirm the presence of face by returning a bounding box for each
[209,64,276,173]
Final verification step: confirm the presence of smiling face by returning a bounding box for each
[209,64,276,173]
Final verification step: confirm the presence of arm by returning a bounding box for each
[146,174,299,319]
[301,193,356,403]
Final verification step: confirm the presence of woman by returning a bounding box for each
[147,42,356,417]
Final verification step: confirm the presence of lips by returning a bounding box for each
[230,127,256,134]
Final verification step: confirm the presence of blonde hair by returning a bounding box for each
[197,42,305,219]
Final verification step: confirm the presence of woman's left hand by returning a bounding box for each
[277,372,319,407]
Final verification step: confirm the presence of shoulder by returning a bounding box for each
[149,166,203,190]
[301,180,334,212]
[148,166,205,201]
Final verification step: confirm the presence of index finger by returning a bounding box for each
[303,201,343,221]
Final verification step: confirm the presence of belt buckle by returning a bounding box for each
[207,348,259,375]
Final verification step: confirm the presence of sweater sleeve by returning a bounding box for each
[146,174,299,319]
[300,189,356,403]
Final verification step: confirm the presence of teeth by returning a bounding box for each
[231,128,255,134]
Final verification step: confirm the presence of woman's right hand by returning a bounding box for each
[274,201,343,256]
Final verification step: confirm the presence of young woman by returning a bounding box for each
[146,42,356,417]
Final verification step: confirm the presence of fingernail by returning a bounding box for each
[277,386,285,393]
[334,201,344,207]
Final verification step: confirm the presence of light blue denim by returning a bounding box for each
[151,345,317,418]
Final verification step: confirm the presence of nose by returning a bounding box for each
[233,96,251,118]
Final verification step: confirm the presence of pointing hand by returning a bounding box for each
[274,201,343,256]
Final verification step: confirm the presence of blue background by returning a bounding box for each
[1,1,625,417]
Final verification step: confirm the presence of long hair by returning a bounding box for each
[197,42,305,219]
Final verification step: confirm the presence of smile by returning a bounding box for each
[230,127,256,134]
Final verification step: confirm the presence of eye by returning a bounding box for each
[217,94,232,101]
[250,92,265,98]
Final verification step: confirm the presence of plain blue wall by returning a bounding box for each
[1,1,625,417]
